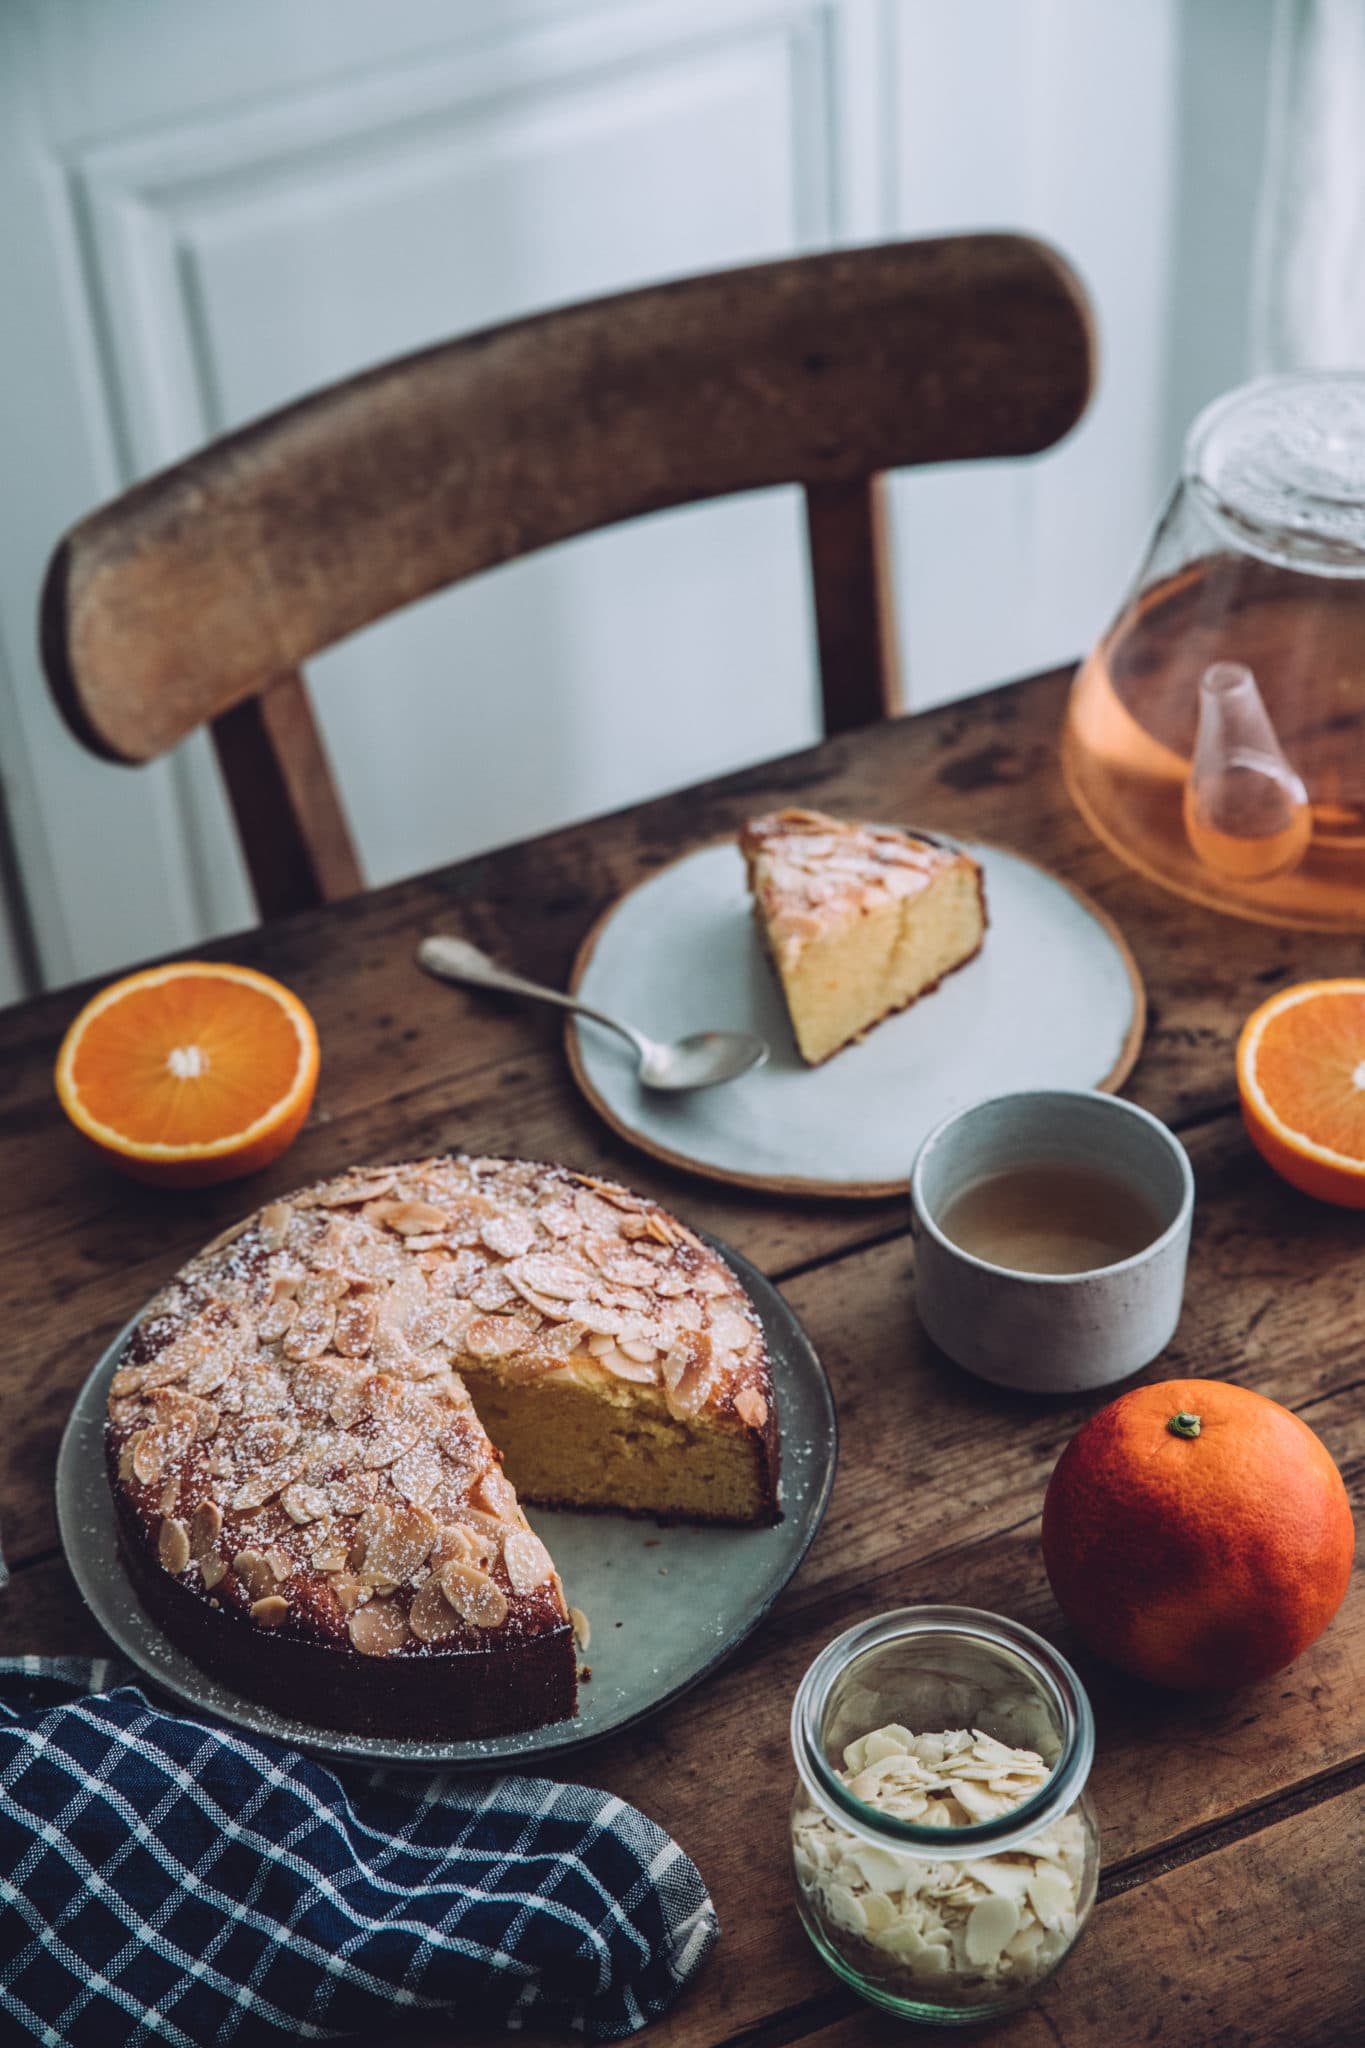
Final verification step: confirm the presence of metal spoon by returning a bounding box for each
[417,935,768,1091]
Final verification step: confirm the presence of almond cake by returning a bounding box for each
[106,1155,779,1739]
[741,809,987,1064]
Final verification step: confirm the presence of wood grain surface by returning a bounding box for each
[1,662,1361,2048]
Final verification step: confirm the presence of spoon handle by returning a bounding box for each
[417,936,647,1058]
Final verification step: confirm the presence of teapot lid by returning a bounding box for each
[1185,372,1365,578]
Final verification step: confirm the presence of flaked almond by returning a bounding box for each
[256,1297,298,1344]
[597,1346,656,1384]
[265,1547,294,1582]
[734,1386,768,1430]
[282,1298,337,1361]
[464,1313,536,1359]
[201,1555,227,1590]
[314,1172,398,1208]
[258,1201,294,1250]
[328,1570,364,1613]
[478,1211,536,1260]
[370,1198,449,1235]
[355,1500,437,1585]
[131,1428,165,1485]
[334,1296,378,1358]
[281,1482,329,1525]
[111,1366,147,1398]
[189,1500,222,1558]
[250,1595,290,1628]
[231,1549,275,1602]
[158,1479,180,1516]
[436,1522,495,1568]
[503,1528,554,1594]
[409,1576,464,1643]
[117,1441,136,1483]
[347,1597,410,1655]
[439,1562,508,1629]
[158,1518,191,1574]
[570,1606,591,1651]
[507,1252,592,1302]
[474,1467,517,1518]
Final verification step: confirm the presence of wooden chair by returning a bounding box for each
[41,234,1094,920]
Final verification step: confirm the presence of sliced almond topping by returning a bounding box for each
[504,1528,554,1594]
[265,1547,294,1582]
[369,1198,449,1235]
[347,1596,411,1655]
[117,1441,136,1483]
[110,1366,146,1398]
[464,1313,536,1359]
[282,1298,337,1361]
[189,1500,223,1558]
[597,1346,656,1384]
[130,1428,165,1485]
[570,1606,591,1651]
[355,1500,437,1586]
[314,1172,399,1208]
[734,1386,768,1430]
[328,1569,364,1613]
[256,1297,299,1344]
[158,1518,191,1574]
[258,1201,294,1250]
[249,1595,290,1628]
[334,1296,378,1358]
[474,1467,517,1518]
[479,1211,536,1260]
[231,1549,275,1602]
[436,1522,494,1568]
[281,1483,329,1525]
[409,1576,464,1643]
[439,1562,509,1629]
[158,1479,180,1516]
[201,1555,227,1590]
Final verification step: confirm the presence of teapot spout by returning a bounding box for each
[1183,663,1312,882]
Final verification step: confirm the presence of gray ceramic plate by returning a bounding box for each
[55,1239,835,1768]
[568,836,1146,1198]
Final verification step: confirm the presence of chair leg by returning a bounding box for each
[211,671,363,919]
[805,473,902,737]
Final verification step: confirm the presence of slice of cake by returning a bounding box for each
[107,1155,778,1739]
[741,808,986,1064]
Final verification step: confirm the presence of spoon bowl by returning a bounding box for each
[417,935,768,1092]
[636,1028,768,1091]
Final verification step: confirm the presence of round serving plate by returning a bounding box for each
[55,1239,835,1769]
[567,835,1145,1198]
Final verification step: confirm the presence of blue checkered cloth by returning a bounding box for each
[0,1658,718,2046]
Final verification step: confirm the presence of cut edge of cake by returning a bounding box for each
[741,808,987,1065]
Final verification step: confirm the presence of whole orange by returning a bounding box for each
[1041,1379,1354,1690]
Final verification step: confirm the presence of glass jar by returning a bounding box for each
[1063,372,1365,928]
[789,1607,1099,2025]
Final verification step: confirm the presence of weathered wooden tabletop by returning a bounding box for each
[1,667,1361,2047]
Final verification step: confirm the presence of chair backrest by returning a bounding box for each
[41,233,1093,918]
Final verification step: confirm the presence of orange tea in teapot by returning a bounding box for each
[1064,376,1365,930]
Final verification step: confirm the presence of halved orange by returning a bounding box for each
[55,962,319,1187]
[1237,978,1365,1207]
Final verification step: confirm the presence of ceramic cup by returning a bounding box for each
[909,1089,1194,1393]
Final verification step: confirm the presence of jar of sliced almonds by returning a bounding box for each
[789,1607,1099,2023]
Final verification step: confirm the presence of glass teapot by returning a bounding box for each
[1063,372,1365,929]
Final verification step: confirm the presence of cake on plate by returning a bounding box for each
[741,809,986,1064]
[106,1155,778,1739]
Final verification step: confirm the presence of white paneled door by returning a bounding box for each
[0,0,1178,998]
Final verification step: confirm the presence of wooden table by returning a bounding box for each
[2,667,1361,2047]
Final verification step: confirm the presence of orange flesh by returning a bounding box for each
[67,973,307,1147]
[1250,987,1365,1157]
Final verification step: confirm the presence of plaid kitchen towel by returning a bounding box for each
[0,1658,718,2047]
